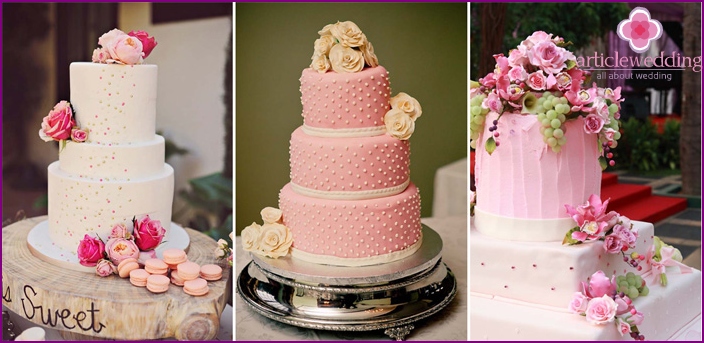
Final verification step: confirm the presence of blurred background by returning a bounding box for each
[235,2,468,234]
[470,2,701,268]
[2,3,233,239]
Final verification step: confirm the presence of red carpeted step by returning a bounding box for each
[601,173,618,187]
[600,183,652,209]
[611,195,688,223]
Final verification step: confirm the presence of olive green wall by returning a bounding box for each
[235,3,467,234]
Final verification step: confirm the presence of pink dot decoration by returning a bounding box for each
[122,102,125,106]
[532,264,537,268]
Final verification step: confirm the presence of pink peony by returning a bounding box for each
[105,238,140,265]
[528,40,573,74]
[77,234,105,267]
[39,101,75,142]
[128,30,157,58]
[108,223,131,240]
[508,65,527,82]
[568,292,589,314]
[584,270,617,298]
[527,71,547,91]
[585,294,618,325]
[583,114,605,134]
[113,35,144,65]
[91,47,109,63]
[482,92,503,113]
[617,318,632,336]
[133,215,166,251]
[603,234,624,254]
[71,128,88,142]
[98,28,126,60]
[95,259,116,277]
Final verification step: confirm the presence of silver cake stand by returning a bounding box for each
[237,225,457,341]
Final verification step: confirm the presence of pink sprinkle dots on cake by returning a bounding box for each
[95,115,99,118]
[112,156,115,160]
[99,76,102,79]
[122,102,125,106]
[133,84,136,87]
[108,93,111,96]
[124,169,128,172]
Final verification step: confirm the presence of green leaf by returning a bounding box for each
[565,59,577,70]
[660,273,668,287]
[485,137,497,155]
[60,139,67,152]
[598,156,607,170]
[562,227,582,245]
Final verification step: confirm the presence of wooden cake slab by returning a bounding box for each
[2,216,231,341]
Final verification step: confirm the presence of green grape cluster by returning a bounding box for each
[470,94,489,149]
[616,272,649,300]
[536,92,570,153]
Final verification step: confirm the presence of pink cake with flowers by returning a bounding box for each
[33,29,189,274]
[241,21,424,267]
[469,31,701,340]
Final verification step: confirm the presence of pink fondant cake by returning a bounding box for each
[470,31,701,341]
[241,21,424,266]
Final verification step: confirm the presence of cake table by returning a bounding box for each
[2,216,231,341]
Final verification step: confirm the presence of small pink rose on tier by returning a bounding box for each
[527,71,547,91]
[260,207,283,224]
[583,114,605,134]
[585,294,618,325]
[257,222,293,258]
[98,29,125,60]
[390,93,422,121]
[617,318,632,336]
[133,215,166,251]
[91,47,109,63]
[482,92,503,114]
[39,101,75,142]
[95,259,116,277]
[568,292,589,314]
[328,44,364,73]
[70,129,88,143]
[113,35,144,65]
[77,234,105,267]
[108,223,131,240]
[384,109,415,141]
[127,30,157,58]
[603,234,624,254]
[105,237,140,265]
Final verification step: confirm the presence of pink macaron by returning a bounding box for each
[170,270,185,286]
[117,258,140,278]
[177,261,200,281]
[162,248,188,265]
[146,274,170,294]
[200,264,223,281]
[144,259,169,275]
[183,278,209,296]
[129,269,150,287]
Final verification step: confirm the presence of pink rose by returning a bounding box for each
[603,234,624,254]
[613,224,637,248]
[95,259,116,277]
[527,71,547,91]
[521,31,552,49]
[133,215,166,251]
[585,295,617,325]
[128,30,157,58]
[105,238,140,265]
[628,311,644,326]
[586,271,617,298]
[528,40,573,74]
[482,92,503,113]
[92,47,109,63]
[113,35,144,65]
[77,234,105,267]
[617,318,632,336]
[583,114,605,134]
[601,128,617,142]
[508,65,527,82]
[108,223,131,240]
[98,28,127,59]
[71,128,87,142]
[39,101,75,142]
[507,48,528,68]
[568,292,589,314]
[591,98,611,123]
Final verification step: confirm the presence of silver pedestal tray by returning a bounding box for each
[237,225,457,340]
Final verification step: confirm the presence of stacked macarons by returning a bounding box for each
[123,248,224,296]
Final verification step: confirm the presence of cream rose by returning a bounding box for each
[257,223,293,258]
[314,35,335,55]
[384,109,415,140]
[330,21,367,48]
[241,222,262,252]
[329,44,364,73]
[260,207,283,224]
[390,92,422,120]
[311,53,331,74]
[318,23,336,37]
[360,40,379,68]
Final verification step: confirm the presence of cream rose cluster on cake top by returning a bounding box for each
[241,21,425,267]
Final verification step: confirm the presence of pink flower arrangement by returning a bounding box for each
[469,31,623,165]
[133,215,166,251]
[38,101,87,147]
[570,271,646,340]
[92,28,157,65]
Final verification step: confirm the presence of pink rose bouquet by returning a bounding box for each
[39,101,75,142]
[92,28,157,65]
[133,215,166,251]
[77,234,106,267]
[105,237,140,265]
[128,30,158,58]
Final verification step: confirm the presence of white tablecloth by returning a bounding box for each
[432,158,468,217]
[235,216,468,341]
[3,304,233,341]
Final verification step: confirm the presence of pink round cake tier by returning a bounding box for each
[279,182,422,266]
[289,126,410,199]
[300,66,390,135]
[473,113,601,242]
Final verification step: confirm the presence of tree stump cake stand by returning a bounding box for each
[2,216,231,341]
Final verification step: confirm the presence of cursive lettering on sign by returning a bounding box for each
[20,285,107,333]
